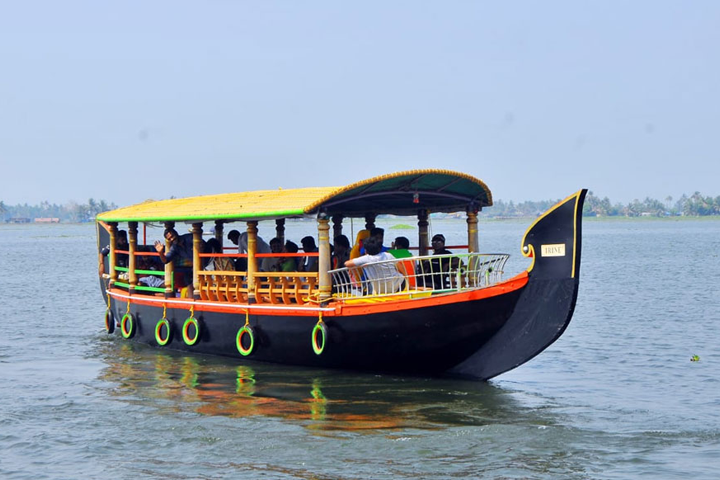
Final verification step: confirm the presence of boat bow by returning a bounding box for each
[449,189,588,380]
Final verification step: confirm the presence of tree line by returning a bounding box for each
[2,191,720,223]
[482,191,720,218]
[0,199,118,223]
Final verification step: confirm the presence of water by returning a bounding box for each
[1,219,719,479]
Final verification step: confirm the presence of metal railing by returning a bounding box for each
[329,253,509,299]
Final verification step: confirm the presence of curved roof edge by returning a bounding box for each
[97,169,492,223]
[305,169,493,217]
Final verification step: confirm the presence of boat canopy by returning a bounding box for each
[96,169,493,223]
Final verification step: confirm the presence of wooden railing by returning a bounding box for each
[197,271,248,302]
[254,272,318,305]
[197,271,319,305]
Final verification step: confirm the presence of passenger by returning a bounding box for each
[237,231,272,255]
[137,255,164,288]
[280,241,300,272]
[154,228,194,288]
[331,235,351,269]
[204,238,234,271]
[116,230,129,267]
[360,227,388,255]
[227,230,241,249]
[349,229,370,259]
[300,236,319,272]
[237,231,272,271]
[227,229,246,271]
[389,236,415,287]
[344,237,404,295]
[261,237,284,272]
[420,234,460,290]
[389,236,412,258]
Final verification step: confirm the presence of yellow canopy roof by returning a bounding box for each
[97,169,492,223]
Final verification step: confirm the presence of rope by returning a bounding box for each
[162,303,167,320]
[304,292,322,305]
[244,309,250,327]
[126,299,131,315]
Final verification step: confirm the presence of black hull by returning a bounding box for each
[106,286,524,376]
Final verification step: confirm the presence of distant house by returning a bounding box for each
[8,217,31,223]
[34,217,61,223]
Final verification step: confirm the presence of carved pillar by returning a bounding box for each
[417,209,429,256]
[275,219,285,243]
[331,215,343,239]
[108,222,118,287]
[466,208,480,287]
[317,215,332,304]
[163,221,175,298]
[128,221,138,293]
[192,223,203,300]
[246,221,258,303]
[466,209,479,253]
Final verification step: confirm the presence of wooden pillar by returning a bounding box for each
[275,219,285,243]
[128,221,138,293]
[317,215,332,304]
[466,208,479,253]
[364,213,376,231]
[192,223,203,300]
[214,220,224,245]
[108,222,118,287]
[246,221,258,303]
[332,215,343,239]
[163,221,175,298]
[418,209,429,256]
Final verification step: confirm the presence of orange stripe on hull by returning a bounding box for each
[107,271,529,318]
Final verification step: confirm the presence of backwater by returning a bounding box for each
[1,218,718,479]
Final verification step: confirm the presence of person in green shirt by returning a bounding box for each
[389,236,412,259]
[389,236,415,289]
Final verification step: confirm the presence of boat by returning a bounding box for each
[96,169,587,381]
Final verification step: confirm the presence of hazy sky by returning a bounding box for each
[1,1,718,207]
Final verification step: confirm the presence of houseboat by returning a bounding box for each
[96,169,587,381]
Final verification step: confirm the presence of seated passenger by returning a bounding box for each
[280,241,300,272]
[349,229,370,259]
[204,238,234,271]
[137,256,164,288]
[344,237,404,295]
[359,227,388,255]
[116,230,129,267]
[420,234,461,290]
[331,235,350,269]
[300,236,319,272]
[389,236,412,258]
[390,236,416,287]
[227,229,246,270]
[261,237,284,272]
[237,232,272,255]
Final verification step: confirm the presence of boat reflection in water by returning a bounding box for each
[97,341,546,432]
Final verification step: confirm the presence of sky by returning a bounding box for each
[1,1,718,207]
